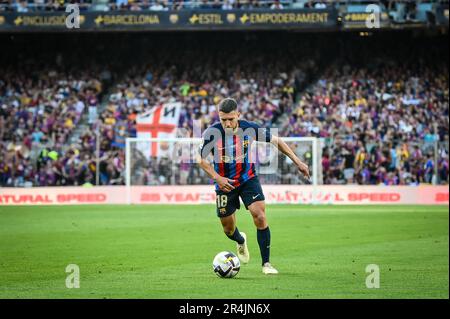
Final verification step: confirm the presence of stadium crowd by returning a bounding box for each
[1,0,446,13]
[0,0,333,12]
[0,32,448,187]
[80,34,319,186]
[0,60,103,187]
[286,58,449,185]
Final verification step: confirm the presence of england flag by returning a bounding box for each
[136,102,181,158]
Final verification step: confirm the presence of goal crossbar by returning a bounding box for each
[125,136,319,189]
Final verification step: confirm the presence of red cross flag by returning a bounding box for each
[136,102,181,158]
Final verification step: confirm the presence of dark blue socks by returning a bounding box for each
[257,227,271,265]
[226,227,245,245]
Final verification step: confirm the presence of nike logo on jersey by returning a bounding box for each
[252,194,261,199]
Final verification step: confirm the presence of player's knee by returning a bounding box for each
[253,213,266,228]
[223,225,235,236]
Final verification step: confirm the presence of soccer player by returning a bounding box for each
[198,98,310,275]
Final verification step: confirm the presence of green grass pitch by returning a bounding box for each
[0,204,448,299]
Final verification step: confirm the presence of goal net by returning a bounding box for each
[125,137,322,203]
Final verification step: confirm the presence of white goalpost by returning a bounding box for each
[125,136,321,205]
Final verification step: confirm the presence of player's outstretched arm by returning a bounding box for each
[270,135,311,180]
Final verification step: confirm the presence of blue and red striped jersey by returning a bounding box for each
[199,120,272,189]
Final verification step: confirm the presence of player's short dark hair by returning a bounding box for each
[218,98,238,113]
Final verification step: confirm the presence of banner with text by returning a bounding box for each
[341,11,390,29]
[0,186,448,206]
[0,9,337,31]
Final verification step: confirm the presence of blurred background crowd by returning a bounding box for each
[0,0,448,16]
[0,30,448,187]
[2,0,335,12]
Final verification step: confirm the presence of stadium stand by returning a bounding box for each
[0,40,105,187]
[288,47,449,185]
[0,1,447,16]
[0,30,448,187]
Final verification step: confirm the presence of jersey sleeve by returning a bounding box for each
[249,122,272,143]
[199,127,216,159]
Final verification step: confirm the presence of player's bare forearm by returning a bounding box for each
[199,158,221,181]
[198,158,236,192]
[271,136,310,178]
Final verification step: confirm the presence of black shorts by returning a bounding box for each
[215,177,265,218]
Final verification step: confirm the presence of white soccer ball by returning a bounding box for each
[212,251,240,278]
